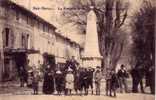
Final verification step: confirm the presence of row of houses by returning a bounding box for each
[0,0,83,81]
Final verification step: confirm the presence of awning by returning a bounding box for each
[4,48,40,54]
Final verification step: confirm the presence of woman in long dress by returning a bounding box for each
[55,70,64,95]
[42,65,55,94]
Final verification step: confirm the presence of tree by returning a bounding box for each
[61,0,129,72]
[130,1,155,93]
[131,0,155,68]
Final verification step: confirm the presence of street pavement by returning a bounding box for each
[0,79,155,100]
[0,93,155,100]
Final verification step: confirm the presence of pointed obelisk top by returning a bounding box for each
[82,5,102,68]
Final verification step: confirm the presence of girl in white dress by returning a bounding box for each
[65,68,74,95]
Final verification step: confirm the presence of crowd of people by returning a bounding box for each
[18,57,155,96]
[41,60,102,96]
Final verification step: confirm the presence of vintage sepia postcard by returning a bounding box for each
[0,0,155,100]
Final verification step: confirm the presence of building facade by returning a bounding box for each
[0,0,82,81]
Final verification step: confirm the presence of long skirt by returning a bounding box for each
[43,75,54,94]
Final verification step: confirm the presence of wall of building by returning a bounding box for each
[0,1,82,81]
[0,4,35,81]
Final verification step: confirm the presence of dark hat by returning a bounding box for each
[121,64,125,68]
[96,66,100,68]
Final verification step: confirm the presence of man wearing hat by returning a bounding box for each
[94,66,102,95]
[69,56,79,72]
[105,68,112,96]
[86,67,95,95]
[117,64,129,93]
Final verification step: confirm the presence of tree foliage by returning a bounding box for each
[131,0,155,68]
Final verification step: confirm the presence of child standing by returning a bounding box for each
[65,68,74,95]
[32,70,40,95]
[55,70,64,95]
[110,70,119,97]
[27,70,33,88]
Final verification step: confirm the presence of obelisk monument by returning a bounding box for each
[82,6,102,69]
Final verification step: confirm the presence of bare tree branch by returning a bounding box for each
[118,9,128,28]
